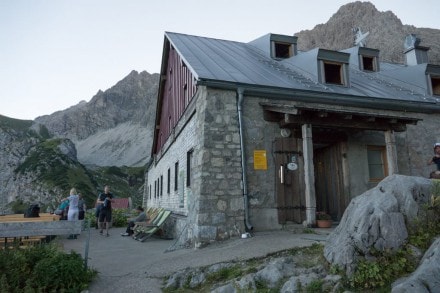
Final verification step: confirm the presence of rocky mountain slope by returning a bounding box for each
[0,116,145,213]
[295,1,440,64]
[35,70,159,167]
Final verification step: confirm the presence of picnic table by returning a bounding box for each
[0,213,82,248]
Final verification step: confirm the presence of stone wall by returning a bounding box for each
[145,84,440,246]
[146,87,247,247]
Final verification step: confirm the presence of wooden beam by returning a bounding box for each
[280,115,407,132]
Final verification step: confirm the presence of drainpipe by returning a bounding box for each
[237,88,253,232]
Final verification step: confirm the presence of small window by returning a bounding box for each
[274,42,292,59]
[149,185,151,200]
[154,180,157,198]
[167,168,171,194]
[186,149,194,187]
[174,161,179,191]
[367,146,388,182]
[160,175,163,196]
[362,56,375,71]
[184,84,189,106]
[323,62,344,85]
[431,76,440,96]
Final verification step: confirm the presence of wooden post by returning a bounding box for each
[385,130,398,175]
[302,124,316,226]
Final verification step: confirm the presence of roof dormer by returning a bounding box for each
[342,46,380,72]
[248,33,297,60]
[358,47,380,72]
[317,49,350,86]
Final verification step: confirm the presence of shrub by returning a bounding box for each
[348,248,415,290]
[0,244,97,292]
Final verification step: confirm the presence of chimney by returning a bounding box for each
[403,34,429,65]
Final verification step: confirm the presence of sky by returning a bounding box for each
[1,0,439,120]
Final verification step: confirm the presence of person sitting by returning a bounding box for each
[428,142,440,178]
[121,206,148,237]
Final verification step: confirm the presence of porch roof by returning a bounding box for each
[260,101,420,132]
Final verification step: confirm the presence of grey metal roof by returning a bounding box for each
[164,32,440,111]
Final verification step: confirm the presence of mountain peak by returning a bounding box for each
[295,1,440,64]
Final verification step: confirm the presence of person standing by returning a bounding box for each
[61,188,80,239]
[77,193,86,220]
[97,185,113,237]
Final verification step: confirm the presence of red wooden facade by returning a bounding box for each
[155,45,197,153]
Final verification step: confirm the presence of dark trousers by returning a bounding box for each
[126,221,135,235]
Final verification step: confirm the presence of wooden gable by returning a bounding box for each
[154,44,197,153]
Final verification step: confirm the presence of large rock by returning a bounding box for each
[324,175,432,275]
[392,237,440,292]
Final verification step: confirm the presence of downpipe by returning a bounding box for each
[237,88,253,232]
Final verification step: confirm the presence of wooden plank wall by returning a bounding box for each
[156,45,197,152]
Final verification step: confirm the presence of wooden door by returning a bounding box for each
[274,138,304,224]
[314,143,345,220]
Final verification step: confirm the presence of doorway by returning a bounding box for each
[314,142,346,221]
[274,137,305,224]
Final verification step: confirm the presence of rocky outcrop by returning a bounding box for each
[164,255,340,292]
[323,175,432,275]
[0,121,72,213]
[392,237,440,293]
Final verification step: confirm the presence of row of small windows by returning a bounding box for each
[272,40,440,97]
[148,149,194,200]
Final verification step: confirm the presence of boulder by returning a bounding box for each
[324,175,432,275]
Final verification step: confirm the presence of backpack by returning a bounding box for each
[24,204,40,218]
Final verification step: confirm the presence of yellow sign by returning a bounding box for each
[254,150,267,170]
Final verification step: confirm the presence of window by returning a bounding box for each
[274,42,292,59]
[174,161,179,191]
[186,149,194,187]
[358,48,379,72]
[184,84,189,106]
[367,146,388,182]
[157,178,160,197]
[362,56,375,71]
[323,61,344,85]
[431,76,440,96]
[149,185,151,200]
[160,175,163,196]
[154,180,157,198]
[167,168,171,194]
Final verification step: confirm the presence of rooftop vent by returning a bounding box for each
[404,34,429,65]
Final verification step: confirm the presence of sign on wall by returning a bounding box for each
[254,150,268,170]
